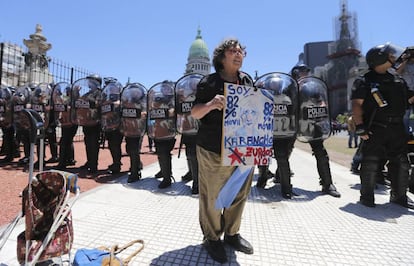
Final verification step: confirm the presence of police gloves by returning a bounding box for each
[355,124,368,136]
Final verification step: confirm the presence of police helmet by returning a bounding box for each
[8,86,16,94]
[291,64,310,80]
[65,85,71,96]
[34,87,43,98]
[86,74,102,86]
[300,80,322,100]
[103,77,118,86]
[130,88,145,102]
[0,87,12,100]
[264,76,284,95]
[366,42,405,69]
[28,82,37,91]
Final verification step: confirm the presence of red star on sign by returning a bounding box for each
[228,147,244,165]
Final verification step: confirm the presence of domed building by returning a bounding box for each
[184,27,211,76]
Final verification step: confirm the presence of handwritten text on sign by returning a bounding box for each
[222,83,273,166]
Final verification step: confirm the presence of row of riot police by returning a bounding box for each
[254,68,340,198]
[0,70,337,196]
[73,73,204,186]
[0,73,204,188]
[0,83,59,167]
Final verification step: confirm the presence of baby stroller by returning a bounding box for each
[0,109,80,265]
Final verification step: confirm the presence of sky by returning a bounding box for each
[1,0,412,89]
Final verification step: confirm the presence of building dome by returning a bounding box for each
[188,28,209,60]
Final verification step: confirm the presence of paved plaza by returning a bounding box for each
[1,148,414,265]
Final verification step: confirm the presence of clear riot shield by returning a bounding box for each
[296,76,331,142]
[147,81,176,140]
[52,82,73,128]
[120,82,147,138]
[0,87,13,128]
[12,86,32,130]
[31,83,52,129]
[175,73,203,135]
[254,72,298,139]
[71,77,101,127]
[100,81,122,132]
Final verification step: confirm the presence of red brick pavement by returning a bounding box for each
[0,136,183,226]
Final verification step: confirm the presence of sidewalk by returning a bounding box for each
[1,148,414,265]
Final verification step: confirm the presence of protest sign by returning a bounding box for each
[221,83,273,166]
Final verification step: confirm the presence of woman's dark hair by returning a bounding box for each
[212,38,246,72]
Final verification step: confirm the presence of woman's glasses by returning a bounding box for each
[227,48,246,57]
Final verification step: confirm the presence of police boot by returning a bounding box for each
[13,144,21,158]
[350,159,360,174]
[388,155,413,209]
[315,151,341,198]
[127,155,141,183]
[189,156,199,194]
[67,143,76,165]
[158,155,172,189]
[359,157,379,207]
[256,165,268,188]
[56,142,68,170]
[108,162,121,174]
[181,159,193,182]
[273,168,281,184]
[0,138,15,163]
[277,159,292,199]
[46,141,59,163]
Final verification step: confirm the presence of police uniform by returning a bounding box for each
[101,80,124,174]
[0,87,18,163]
[13,86,32,165]
[148,81,176,189]
[57,124,78,169]
[44,110,59,163]
[352,70,414,208]
[52,82,76,169]
[73,75,102,174]
[294,68,340,198]
[105,128,123,174]
[255,73,297,198]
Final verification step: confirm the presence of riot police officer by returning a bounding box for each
[31,83,53,167]
[73,74,102,174]
[147,80,176,189]
[0,87,18,163]
[352,43,414,208]
[53,82,77,170]
[175,73,204,194]
[101,77,124,175]
[13,85,33,165]
[120,82,147,183]
[293,64,340,198]
[255,73,298,199]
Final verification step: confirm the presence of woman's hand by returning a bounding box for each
[209,95,226,111]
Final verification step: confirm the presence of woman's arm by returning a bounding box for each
[191,94,225,119]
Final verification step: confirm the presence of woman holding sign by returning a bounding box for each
[191,38,254,263]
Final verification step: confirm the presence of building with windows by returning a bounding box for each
[299,1,365,118]
[0,42,25,87]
